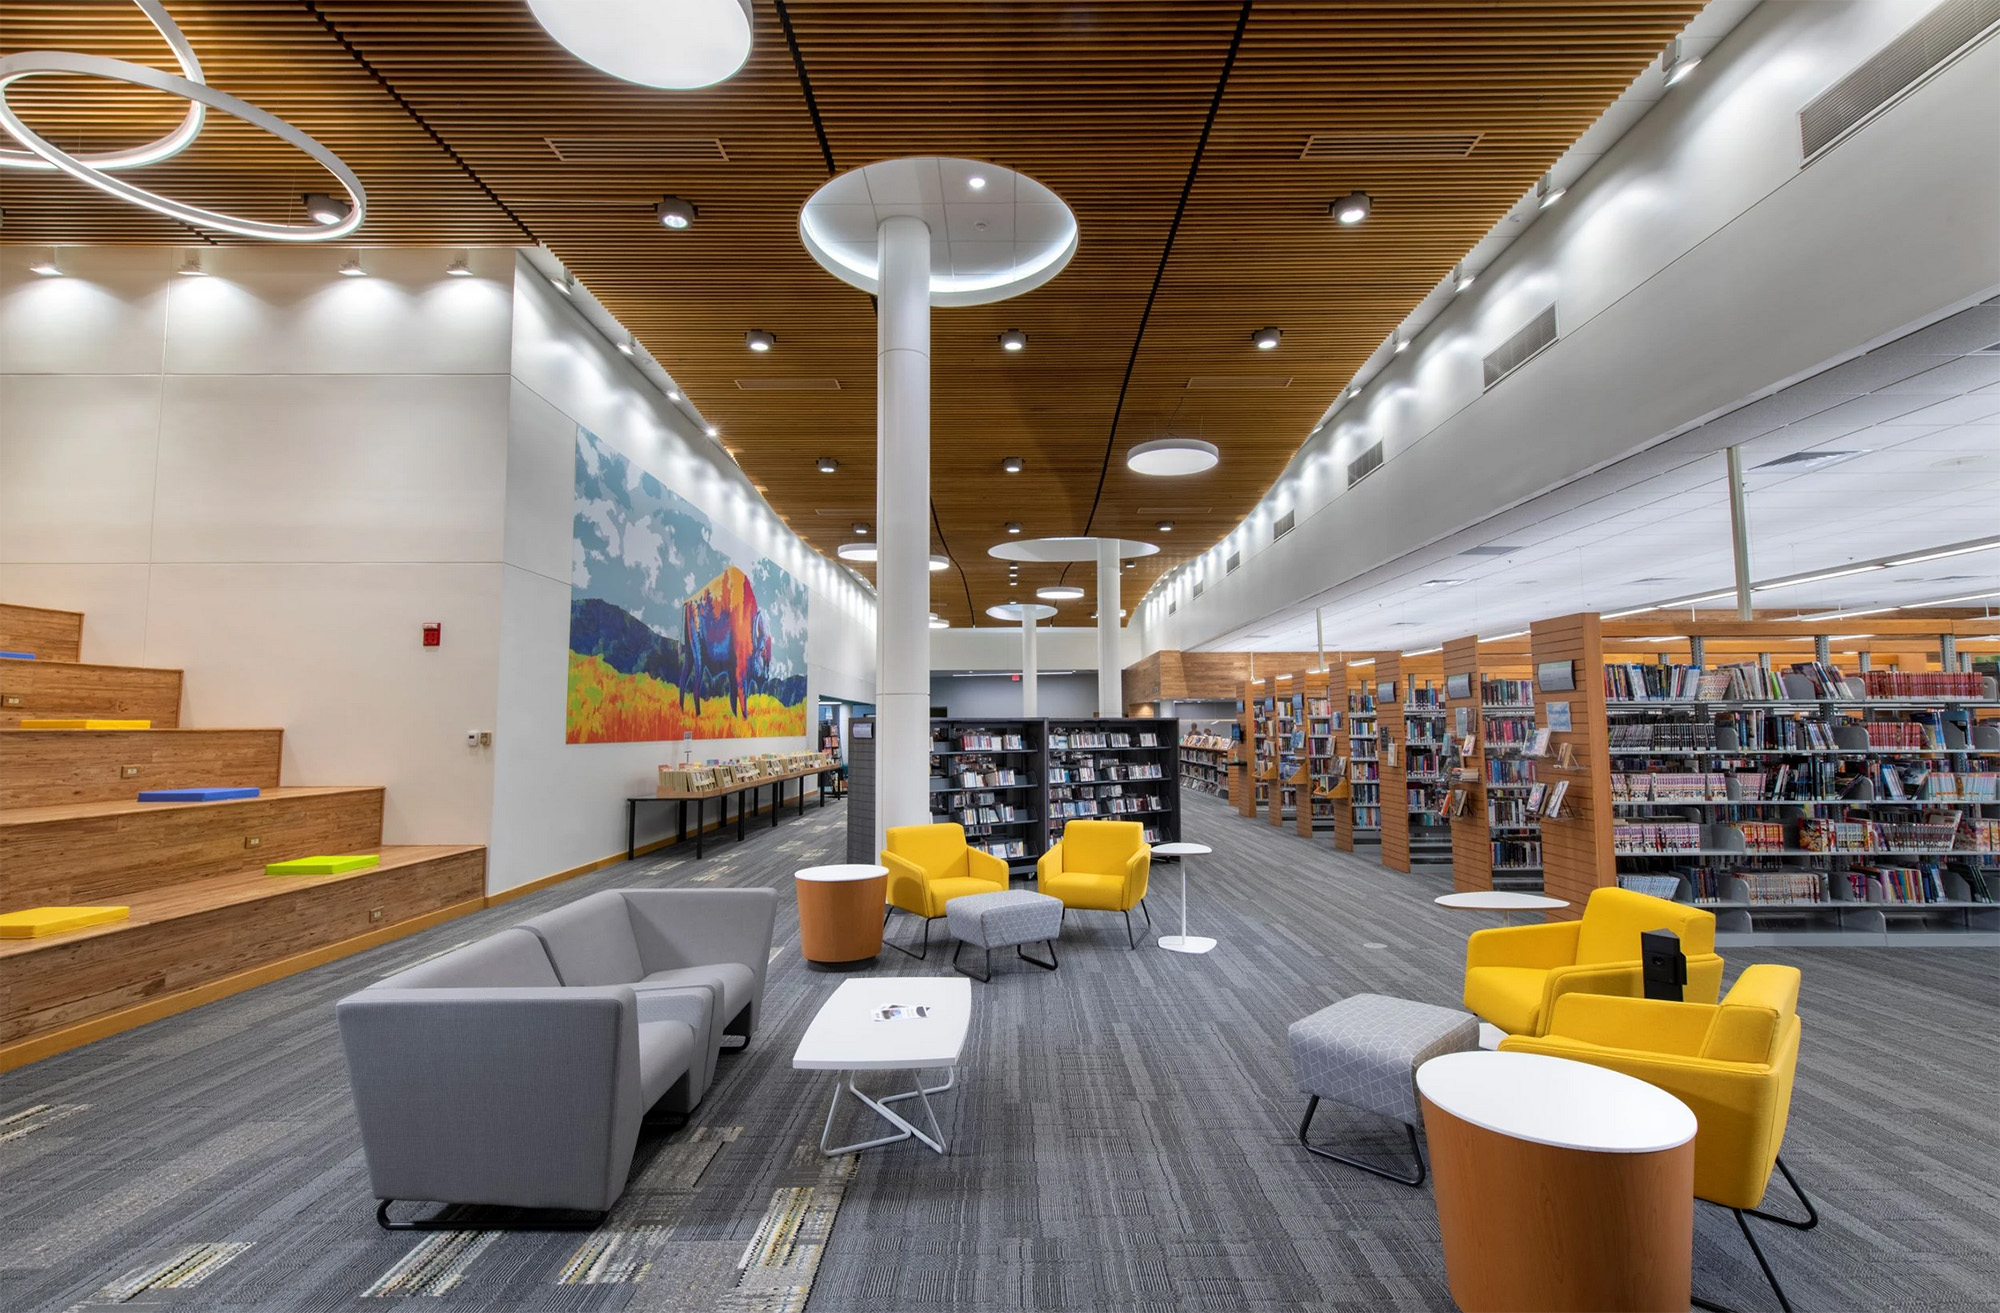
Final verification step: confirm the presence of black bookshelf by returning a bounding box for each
[1045,717,1182,848]
[928,717,1049,869]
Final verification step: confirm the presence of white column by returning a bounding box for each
[1096,538,1121,716]
[1022,614,1039,716]
[874,215,932,851]
[1725,445,1753,622]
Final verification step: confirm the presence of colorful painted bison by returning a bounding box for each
[680,565,773,716]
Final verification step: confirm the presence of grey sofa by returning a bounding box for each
[336,888,776,1226]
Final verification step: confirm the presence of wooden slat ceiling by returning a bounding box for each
[1,0,1703,628]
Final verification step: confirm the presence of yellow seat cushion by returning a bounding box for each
[1464,966,1548,1036]
[0,905,131,938]
[929,875,1005,908]
[1040,870,1126,911]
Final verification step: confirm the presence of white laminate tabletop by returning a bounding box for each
[1416,1050,1695,1154]
[795,864,889,883]
[793,976,972,1072]
[1434,891,1570,912]
[1152,842,1212,857]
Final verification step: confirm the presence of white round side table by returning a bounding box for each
[1151,842,1215,954]
[1433,890,1568,927]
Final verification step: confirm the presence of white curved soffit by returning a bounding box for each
[526,0,754,90]
[988,536,1159,564]
[986,603,1060,623]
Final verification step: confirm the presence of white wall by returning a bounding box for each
[0,245,515,845]
[487,258,876,892]
[930,624,1125,672]
[1137,0,2000,652]
[928,672,1100,719]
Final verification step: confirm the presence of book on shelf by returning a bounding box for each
[1542,779,1569,818]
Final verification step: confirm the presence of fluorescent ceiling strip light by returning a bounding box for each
[1405,645,1443,656]
[1882,539,2000,567]
[1603,590,1736,619]
[1752,563,1885,592]
[1800,589,2000,622]
[1484,630,1530,641]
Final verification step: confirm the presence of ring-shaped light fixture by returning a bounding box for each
[0,0,203,172]
[1126,437,1220,476]
[1036,586,1085,601]
[0,51,366,241]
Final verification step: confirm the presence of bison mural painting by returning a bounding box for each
[566,425,808,743]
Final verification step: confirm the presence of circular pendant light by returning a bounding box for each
[928,554,951,572]
[1126,437,1220,477]
[527,0,754,90]
[836,543,878,564]
[1036,586,1085,601]
[0,0,202,172]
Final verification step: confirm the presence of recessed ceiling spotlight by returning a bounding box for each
[1127,437,1219,476]
[745,329,775,352]
[998,329,1028,352]
[303,192,351,226]
[667,389,682,401]
[27,252,61,276]
[617,336,635,356]
[655,195,698,229]
[1037,586,1085,600]
[1453,263,1475,293]
[338,256,367,278]
[1536,174,1566,209]
[929,554,950,572]
[1005,522,1022,534]
[527,0,753,89]
[1329,190,1371,225]
[1662,37,1700,86]
[176,252,206,277]
[1157,520,1175,532]
[1124,560,1135,570]
[1001,456,1024,474]
[1251,326,1283,351]
[967,174,987,190]
[817,456,838,473]
[704,424,719,437]
[852,522,869,536]
[1393,334,1408,354]
[551,271,573,294]
[445,255,473,277]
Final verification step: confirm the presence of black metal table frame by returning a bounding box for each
[626,769,829,860]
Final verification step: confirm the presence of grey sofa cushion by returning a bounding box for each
[637,1019,697,1108]
[370,928,559,990]
[641,963,756,1032]
[619,889,777,1035]
[521,891,646,986]
[1288,993,1479,1127]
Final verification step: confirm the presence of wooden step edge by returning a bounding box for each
[0,784,386,828]
[0,658,182,677]
[0,726,287,735]
[0,887,487,1074]
[0,845,483,957]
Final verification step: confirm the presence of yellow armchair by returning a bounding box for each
[1037,819,1151,948]
[1463,886,1723,1037]
[880,822,1009,959]
[1501,964,1814,1310]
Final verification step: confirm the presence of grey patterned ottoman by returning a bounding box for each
[945,890,1061,983]
[1287,993,1479,1186]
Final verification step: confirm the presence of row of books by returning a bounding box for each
[1614,821,1703,853]
[1862,670,1987,699]
[975,839,1029,860]
[1725,821,1786,853]
[934,789,1017,810]
[1930,772,2000,801]
[1482,718,1547,752]
[1486,758,1537,784]
[1610,723,1720,750]
[948,805,1030,825]
[1797,817,1960,852]
[1846,865,1954,904]
[954,769,1023,787]
[1490,838,1542,870]
[942,733,1029,752]
[1605,662,1707,702]
[1179,734,1233,752]
[1481,678,1534,708]
[1047,763,1163,783]
[1855,721,1942,749]
[1048,795,1166,819]
[1717,714,1839,751]
[1047,731,1161,749]
[1611,772,1733,801]
[1405,681,1445,710]
[1351,805,1382,829]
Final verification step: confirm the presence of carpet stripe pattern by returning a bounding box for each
[0,794,1994,1311]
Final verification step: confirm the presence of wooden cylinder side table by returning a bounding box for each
[1417,1050,1697,1313]
[795,864,888,970]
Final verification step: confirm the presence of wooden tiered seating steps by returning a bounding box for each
[0,604,487,1071]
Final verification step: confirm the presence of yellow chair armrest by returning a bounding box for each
[1465,920,1581,970]
[1126,847,1151,901]
[966,847,1011,889]
[1037,843,1062,884]
[1543,991,1717,1056]
[1541,960,1644,1020]
[881,850,933,915]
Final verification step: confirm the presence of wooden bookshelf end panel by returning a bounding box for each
[0,604,84,662]
[1531,614,1614,920]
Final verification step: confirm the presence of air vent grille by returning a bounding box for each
[735,378,842,391]
[1301,132,1482,161]
[1272,509,1296,541]
[1483,304,1559,389]
[1169,599,1179,614]
[1756,448,1861,468]
[546,137,729,163]
[1191,580,1204,599]
[1458,544,1521,556]
[1347,442,1383,488]
[1227,551,1243,574]
[1799,0,2000,160]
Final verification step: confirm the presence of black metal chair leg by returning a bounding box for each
[951,940,992,983]
[1734,1207,1796,1313]
[1295,1096,1426,1187]
[1744,1156,1818,1231]
[884,911,933,960]
[1691,1184,1806,1313]
[1017,939,1058,971]
[1122,908,1140,949]
[1140,899,1153,930]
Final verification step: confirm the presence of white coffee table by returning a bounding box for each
[793,976,971,1156]
[1433,890,1568,926]
[1152,841,1216,953]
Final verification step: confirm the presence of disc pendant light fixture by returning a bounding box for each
[1127,437,1220,477]
[528,0,754,89]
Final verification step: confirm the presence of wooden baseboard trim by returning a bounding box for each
[0,896,485,1073]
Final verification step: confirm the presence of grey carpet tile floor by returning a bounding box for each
[2,791,1996,1312]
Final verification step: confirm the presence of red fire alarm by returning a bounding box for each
[422,623,442,648]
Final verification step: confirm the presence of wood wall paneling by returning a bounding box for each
[1328,662,1355,852]
[0,605,83,662]
[1375,652,1410,872]
[1530,614,1613,921]
[0,728,285,809]
[1444,636,1489,893]
[0,661,183,727]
